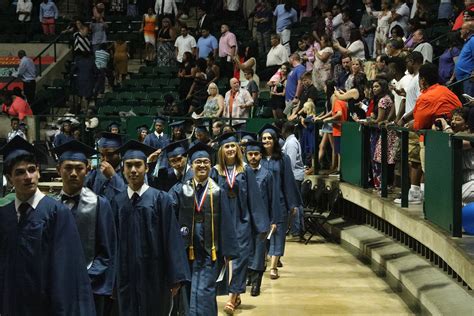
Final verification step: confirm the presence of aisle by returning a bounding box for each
[217,239,413,315]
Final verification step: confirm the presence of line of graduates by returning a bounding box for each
[0,120,302,316]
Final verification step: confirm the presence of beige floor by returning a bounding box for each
[217,238,413,316]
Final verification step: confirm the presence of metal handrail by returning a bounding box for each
[1,34,63,91]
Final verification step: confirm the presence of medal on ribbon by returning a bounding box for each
[224,165,237,198]
[194,181,209,213]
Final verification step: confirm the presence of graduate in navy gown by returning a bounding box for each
[85,132,127,202]
[53,140,117,316]
[53,119,74,147]
[244,140,281,296]
[170,143,239,316]
[154,140,193,191]
[107,121,121,134]
[143,116,170,149]
[258,124,302,280]
[190,125,212,147]
[111,140,190,316]
[211,132,270,315]
[0,136,95,315]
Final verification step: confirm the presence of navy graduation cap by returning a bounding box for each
[169,120,185,129]
[0,135,36,165]
[187,142,214,162]
[136,125,149,133]
[117,140,156,161]
[153,116,167,125]
[258,123,280,137]
[214,132,238,146]
[195,125,209,134]
[108,121,121,131]
[53,140,97,164]
[98,132,124,149]
[244,140,264,153]
[163,140,188,158]
[238,131,257,142]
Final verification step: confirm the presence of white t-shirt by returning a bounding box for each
[266,44,288,66]
[332,13,343,40]
[413,42,433,63]
[226,0,239,11]
[404,73,420,115]
[17,0,32,22]
[392,73,412,114]
[174,35,196,63]
[390,3,410,35]
[347,40,366,60]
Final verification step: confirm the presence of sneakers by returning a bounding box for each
[394,188,422,205]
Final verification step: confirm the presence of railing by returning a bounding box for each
[1,34,63,91]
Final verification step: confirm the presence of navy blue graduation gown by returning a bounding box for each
[53,132,74,148]
[0,196,96,315]
[85,168,127,202]
[155,166,194,192]
[111,187,190,316]
[66,189,117,296]
[210,165,269,294]
[143,132,170,149]
[260,154,302,256]
[170,178,239,316]
[249,166,281,271]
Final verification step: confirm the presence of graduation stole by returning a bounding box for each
[189,180,217,262]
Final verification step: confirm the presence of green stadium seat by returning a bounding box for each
[98,105,117,115]
[133,106,150,115]
[147,91,163,100]
[133,91,148,100]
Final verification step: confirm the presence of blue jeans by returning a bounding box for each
[463,78,474,97]
[290,180,304,236]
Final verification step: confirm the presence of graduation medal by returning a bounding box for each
[224,165,237,198]
[194,181,209,213]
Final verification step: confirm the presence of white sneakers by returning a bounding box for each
[394,188,423,205]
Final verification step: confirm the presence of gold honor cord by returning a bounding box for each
[188,181,217,262]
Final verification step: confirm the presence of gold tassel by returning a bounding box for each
[188,246,195,261]
[211,246,217,262]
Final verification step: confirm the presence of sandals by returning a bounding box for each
[270,268,279,280]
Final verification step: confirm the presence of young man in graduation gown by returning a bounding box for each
[111,140,190,316]
[0,136,96,315]
[170,142,239,316]
[85,132,127,202]
[53,140,117,316]
[190,125,212,147]
[245,140,281,296]
[143,116,170,149]
[154,140,193,191]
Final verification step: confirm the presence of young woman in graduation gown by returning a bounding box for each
[210,133,270,314]
[259,125,302,280]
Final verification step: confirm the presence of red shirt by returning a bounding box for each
[2,96,33,120]
[332,99,348,137]
[413,84,461,141]
[452,5,474,31]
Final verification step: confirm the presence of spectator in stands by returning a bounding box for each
[224,0,240,20]
[452,0,474,31]
[1,91,33,121]
[389,0,410,36]
[12,50,36,104]
[90,16,107,53]
[154,0,178,19]
[7,117,27,142]
[156,17,177,66]
[253,0,272,57]
[340,10,356,44]
[140,7,158,62]
[330,4,344,41]
[373,0,392,56]
[333,29,368,61]
[244,69,259,107]
[261,34,288,81]
[186,58,209,114]
[387,56,408,119]
[92,1,105,20]
[360,0,377,58]
[206,54,220,83]
[16,0,32,38]
[269,64,288,119]
[412,29,433,63]
[39,0,58,36]
[112,35,128,84]
[195,82,224,118]
[53,119,74,147]
[223,78,254,125]
[455,21,474,96]
[195,6,212,36]
[334,72,367,121]
[63,19,92,57]
[174,25,196,64]
[234,45,259,88]
[218,23,238,79]
[374,54,389,76]
[397,52,423,126]
[73,51,96,114]
[345,58,365,92]
[297,99,317,168]
[196,27,218,59]
[84,108,99,132]
[335,56,352,89]
[438,32,462,84]
[385,38,407,58]
[178,51,195,99]
[403,18,421,49]
[312,34,333,91]
[285,54,306,118]
[390,25,406,41]
[94,43,110,97]
[273,0,298,56]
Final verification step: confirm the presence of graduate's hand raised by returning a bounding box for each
[171,283,181,297]
[100,161,116,179]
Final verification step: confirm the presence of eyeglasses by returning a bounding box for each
[193,159,211,166]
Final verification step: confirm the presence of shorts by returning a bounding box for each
[334,136,341,154]
[408,132,421,163]
[283,100,296,116]
[321,122,333,133]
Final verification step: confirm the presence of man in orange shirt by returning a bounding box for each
[1,91,33,120]
[408,63,462,172]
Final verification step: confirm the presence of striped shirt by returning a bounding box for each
[95,49,110,69]
[74,32,91,53]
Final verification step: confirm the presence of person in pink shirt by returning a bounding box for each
[218,23,238,79]
[2,91,33,120]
